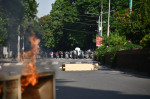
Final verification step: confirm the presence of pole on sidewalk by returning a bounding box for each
[129,0,133,13]
[100,0,103,37]
[17,25,20,61]
[107,0,111,38]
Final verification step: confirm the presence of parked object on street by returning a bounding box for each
[61,63,99,71]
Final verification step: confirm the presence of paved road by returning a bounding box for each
[0,58,150,99]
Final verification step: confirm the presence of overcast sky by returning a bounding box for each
[36,0,56,18]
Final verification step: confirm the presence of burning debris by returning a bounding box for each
[0,84,2,96]
[21,30,40,93]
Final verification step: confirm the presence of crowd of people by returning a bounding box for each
[44,50,95,59]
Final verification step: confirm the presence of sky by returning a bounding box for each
[36,0,56,18]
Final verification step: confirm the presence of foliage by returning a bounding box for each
[38,15,55,48]
[116,0,150,44]
[21,0,38,36]
[48,0,137,51]
[103,33,127,46]
[0,1,8,46]
[47,0,103,51]
[140,33,150,48]
[0,0,38,55]
[94,42,142,65]
[23,0,38,19]
[94,46,109,63]
[0,17,7,46]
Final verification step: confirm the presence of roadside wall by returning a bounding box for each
[104,49,150,73]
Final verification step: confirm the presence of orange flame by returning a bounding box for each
[21,31,40,93]
[0,84,2,96]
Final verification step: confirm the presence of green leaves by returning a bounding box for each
[103,33,127,46]
[38,15,55,48]
[0,17,7,46]
[140,33,150,48]
[23,0,38,19]
[116,0,150,44]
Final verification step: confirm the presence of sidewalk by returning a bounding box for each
[0,58,17,63]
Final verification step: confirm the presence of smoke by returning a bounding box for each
[0,0,25,56]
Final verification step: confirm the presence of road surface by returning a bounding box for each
[0,58,150,99]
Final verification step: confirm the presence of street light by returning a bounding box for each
[107,0,111,38]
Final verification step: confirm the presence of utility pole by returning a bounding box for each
[107,0,111,37]
[100,0,103,37]
[129,0,133,13]
[22,35,24,52]
[22,28,25,53]
[98,15,101,36]
[17,25,20,61]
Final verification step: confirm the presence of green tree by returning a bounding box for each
[0,17,7,46]
[38,15,55,48]
[49,0,99,51]
[116,0,150,44]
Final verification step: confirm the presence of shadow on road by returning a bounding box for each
[98,65,150,79]
[56,85,150,99]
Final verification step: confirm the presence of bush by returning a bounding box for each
[103,33,127,46]
[94,46,110,63]
[94,42,142,66]
[140,33,150,48]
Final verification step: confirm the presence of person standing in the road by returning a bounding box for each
[50,51,53,58]
[55,52,58,59]
[76,50,78,59]
[59,51,61,58]
[61,51,63,58]
[73,50,76,59]
[72,51,74,59]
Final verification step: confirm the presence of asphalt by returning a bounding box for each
[56,69,150,99]
[0,58,150,99]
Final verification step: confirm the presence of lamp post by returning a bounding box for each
[107,0,111,38]
[17,25,20,61]
[100,0,103,37]
[130,0,133,13]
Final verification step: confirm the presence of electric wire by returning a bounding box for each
[63,28,96,34]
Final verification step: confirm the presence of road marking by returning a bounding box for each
[44,67,49,70]
[3,63,10,66]
[52,62,58,64]
[76,62,82,64]
[9,72,17,75]
[40,62,47,65]
[63,62,70,64]
[16,62,23,66]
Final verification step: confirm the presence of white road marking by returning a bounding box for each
[76,62,82,64]
[64,62,70,64]
[44,67,49,70]
[52,62,58,64]
[40,62,47,65]
[16,62,23,66]
[3,63,10,66]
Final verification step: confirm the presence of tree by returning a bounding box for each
[0,0,8,46]
[0,0,38,55]
[38,15,55,48]
[0,17,7,46]
[48,0,99,51]
[116,0,150,44]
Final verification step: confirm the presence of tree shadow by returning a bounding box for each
[56,85,150,99]
[98,65,150,79]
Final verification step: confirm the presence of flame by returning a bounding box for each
[21,31,40,93]
[0,84,2,96]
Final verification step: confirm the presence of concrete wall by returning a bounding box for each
[104,49,150,73]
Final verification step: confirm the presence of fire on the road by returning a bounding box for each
[21,31,40,93]
[0,84,2,96]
